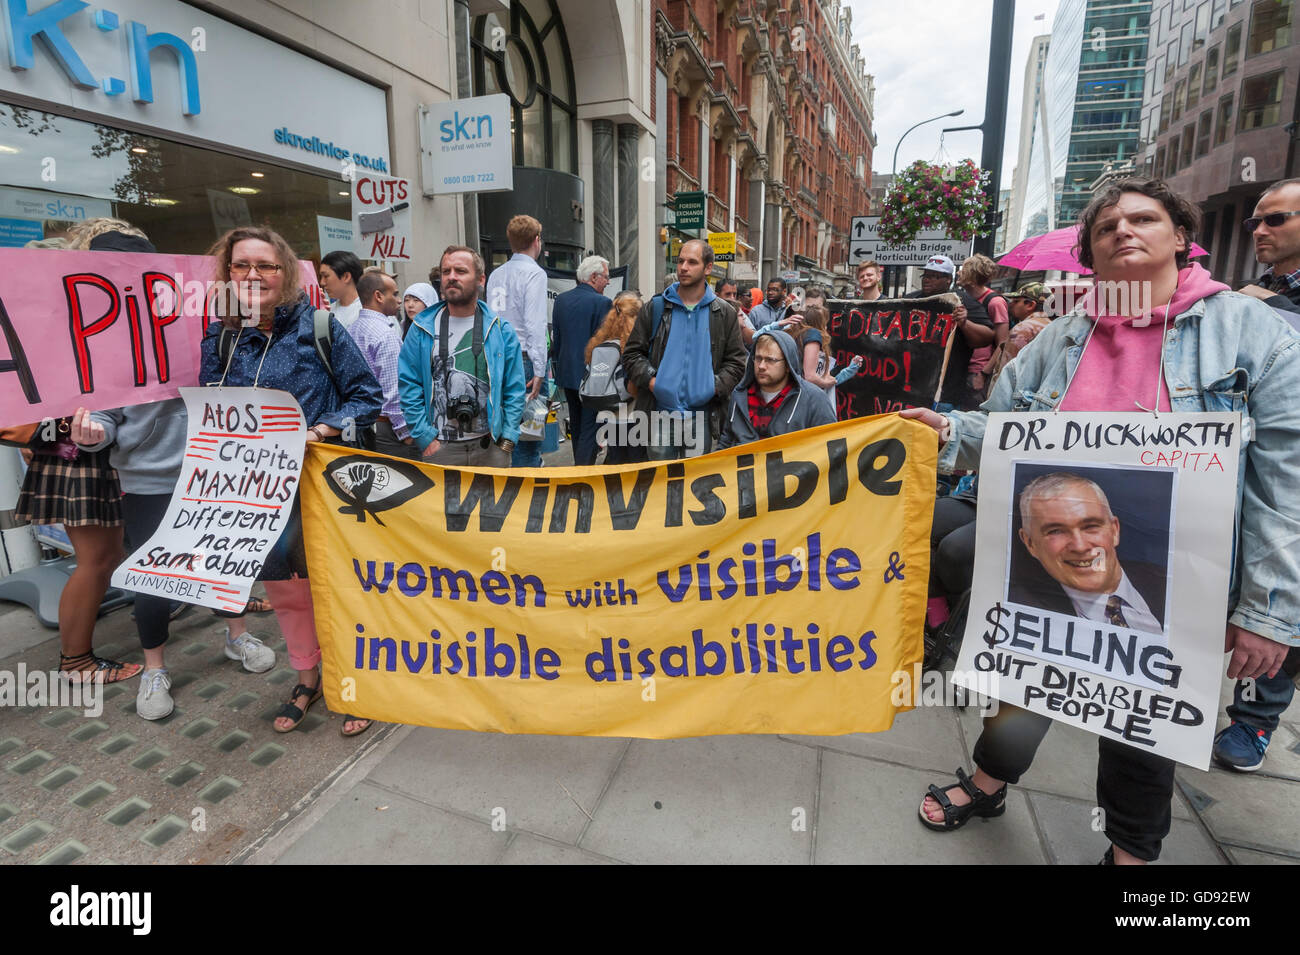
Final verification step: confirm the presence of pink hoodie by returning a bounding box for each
[1059,264,1229,412]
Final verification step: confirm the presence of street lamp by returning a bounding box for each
[892,110,965,176]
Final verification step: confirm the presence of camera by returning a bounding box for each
[446,369,480,431]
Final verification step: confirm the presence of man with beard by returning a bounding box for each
[399,245,527,467]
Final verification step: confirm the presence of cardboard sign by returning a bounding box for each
[827,295,956,419]
[111,387,306,612]
[0,249,322,428]
[301,416,937,737]
[351,174,411,261]
[951,412,1241,769]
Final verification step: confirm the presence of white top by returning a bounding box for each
[1062,569,1163,635]
[330,298,363,330]
[485,252,547,374]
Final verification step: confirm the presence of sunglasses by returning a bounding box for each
[1243,210,1300,233]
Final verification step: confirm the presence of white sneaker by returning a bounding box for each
[224,627,276,673]
[136,668,174,721]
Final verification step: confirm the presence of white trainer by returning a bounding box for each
[224,627,276,673]
[136,668,174,721]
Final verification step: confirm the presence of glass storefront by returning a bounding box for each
[1,103,347,262]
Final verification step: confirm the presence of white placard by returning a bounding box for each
[951,411,1241,770]
[351,174,412,261]
[419,94,514,196]
[316,215,354,256]
[849,215,971,267]
[207,189,252,232]
[111,388,306,612]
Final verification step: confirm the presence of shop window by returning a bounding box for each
[472,0,578,173]
[1247,0,1292,54]
[1214,92,1235,145]
[1223,22,1242,74]
[1238,70,1285,129]
[1195,110,1213,157]
[1203,45,1220,93]
[0,104,345,256]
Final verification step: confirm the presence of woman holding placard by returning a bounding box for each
[904,178,1300,864]
[200,227,382,737]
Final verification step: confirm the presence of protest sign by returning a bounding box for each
[351,174,412,261]
[827,295,956,419]
[300,416,936,737]
[111,387,306,613]
[951,412,1241,769]
[543,266,628,325]
[0,249,321,428]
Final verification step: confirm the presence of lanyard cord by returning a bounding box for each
[1056,293,1174,418]
[217,321,275,388]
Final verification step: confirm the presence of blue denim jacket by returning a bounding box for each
[940,290,1300,646]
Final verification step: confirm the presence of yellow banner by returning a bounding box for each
[300,416,935,737]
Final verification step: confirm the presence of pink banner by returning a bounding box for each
[0,249,322,428]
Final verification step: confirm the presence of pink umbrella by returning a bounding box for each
[999,225,1208,274]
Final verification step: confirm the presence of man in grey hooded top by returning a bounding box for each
[718,328,836,448]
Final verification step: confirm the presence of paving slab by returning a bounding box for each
[580,735,818,865]
[499,832,622,865]
[0,600,384,865]
[815,749,1046,863]
[274,780,503,864]
[0,603,54,660]
[1176,768,1300,858]
[1225,846,1300,865]
[365,728,628,843]
[782,702,967,772]
[1025,790,1222,865]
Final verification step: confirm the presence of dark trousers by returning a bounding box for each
[564,388,600,466]
[973,704,1176,861]
[373,419,419,460]
[929,496,978,598]
[121,493,173,651]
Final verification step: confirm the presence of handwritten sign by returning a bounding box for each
[111,387,306,613]
[0,249,321,428]
[952,412,1241,769]
[351,174,411,261]
[827,295,956,419]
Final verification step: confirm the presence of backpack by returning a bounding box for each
[216,309,375,450]
[580,339,631,410]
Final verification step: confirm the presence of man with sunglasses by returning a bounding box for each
[1239,178,1300,316]
[1213,178,1300,772]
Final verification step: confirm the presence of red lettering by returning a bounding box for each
[124,291,147,386]
[882,312,905,340]
[144,272,181,383]
[907,310,928,340]
[902,349,912,392]
[64,272,120,393]
[1141,450,1154,465]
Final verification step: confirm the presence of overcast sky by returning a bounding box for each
[851,0,1062,187]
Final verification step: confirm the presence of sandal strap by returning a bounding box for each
[926,783,956,814]
[276,701,306,722]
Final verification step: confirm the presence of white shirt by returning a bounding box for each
[1062,569,1163,635]
[330,298,362,330]
[485,252,547,374]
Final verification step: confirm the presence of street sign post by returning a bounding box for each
[848,215,971,267]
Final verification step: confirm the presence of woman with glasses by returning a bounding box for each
[200,227,382,736]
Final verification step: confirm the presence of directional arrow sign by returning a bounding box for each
[846,216,970,267]
[851,215,872,240]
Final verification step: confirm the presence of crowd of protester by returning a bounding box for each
[6,175,1299,866]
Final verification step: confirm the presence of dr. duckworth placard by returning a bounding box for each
[952,411,1241,769]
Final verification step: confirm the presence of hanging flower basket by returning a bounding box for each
[878,159,992,247]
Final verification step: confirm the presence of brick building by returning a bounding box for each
[653,0,875,290]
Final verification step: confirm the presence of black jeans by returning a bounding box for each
[121,493,173,651]
[929,495,977,599]
[972,704,1176,861]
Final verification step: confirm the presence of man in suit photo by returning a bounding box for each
[1009,471,1167,634]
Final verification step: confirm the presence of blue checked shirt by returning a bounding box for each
[349,308,409,439]
[1262,265,1300,295]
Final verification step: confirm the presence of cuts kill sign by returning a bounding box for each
[352,174,412,261]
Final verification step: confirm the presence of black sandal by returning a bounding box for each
[59,651,143,684]
[273,679,322,733]
[918,768,1007,832]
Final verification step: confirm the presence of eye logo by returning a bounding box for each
[323,456,433,524]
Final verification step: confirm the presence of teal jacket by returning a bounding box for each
[398,300,527,452]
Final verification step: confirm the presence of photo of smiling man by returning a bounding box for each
[1006,466,1172,636]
